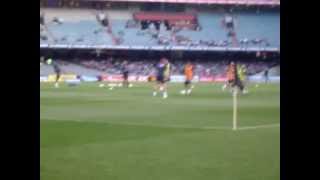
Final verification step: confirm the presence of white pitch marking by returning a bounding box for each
[105,122,230,130]
[41,119,279,131]
[237,124,280,130]
[112,123,280,131]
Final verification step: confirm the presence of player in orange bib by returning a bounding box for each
[222,61,236,91]
[181,61,194,95]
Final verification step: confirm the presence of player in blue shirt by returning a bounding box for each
[153,58,171,99]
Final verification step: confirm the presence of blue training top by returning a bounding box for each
[156,63,166,77]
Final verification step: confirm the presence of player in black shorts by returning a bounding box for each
[234,64,244,92]
[47,58,61,88]
[121,61,129,88]
[264,69,269,84]
[153,58,170,99]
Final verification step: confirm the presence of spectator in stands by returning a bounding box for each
[40,11,45,26]
[154,21,161,31]
[223,13,235,31]
[195,25,202,31]
[96,12,108,27]
[40,57,45,68]
[141,20,148,30]
[265,41,270,47]
[164,20,171,31]
[252,38,262,45]
[227,31,235,38]
[96,12,105,22]
[239,38,249,47]
[157,36,170,45]
[261,39,270,46]
[101,14,109,28]
[52,17,64,25]
[209,40,217,47]
[40,34,48,41]
[101,18,109,27]
[149,21,156,31]
[40,24,44,32]
[217,40,227,47]
[159,21,166,31]
[126,20,138,28]
[40,25,48,41]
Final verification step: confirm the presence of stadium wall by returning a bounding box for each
[40,74,279,83]
[248,75,279,83]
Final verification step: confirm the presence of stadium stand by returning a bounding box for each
[40,61,103,76]
[40,8,279,48]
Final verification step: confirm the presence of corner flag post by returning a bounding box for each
[233,88,238,130]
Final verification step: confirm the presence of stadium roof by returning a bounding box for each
[89,0,280,6]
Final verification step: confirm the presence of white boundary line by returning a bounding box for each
[113,122,280,131]
[98,122,232,130]
[237,123,280,130]
[42,118,279,131]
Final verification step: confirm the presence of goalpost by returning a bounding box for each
[232,88,238,130]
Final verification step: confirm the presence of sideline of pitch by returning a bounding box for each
[102,122,280,131]
[42,118,279,131]
[236,123,280,130]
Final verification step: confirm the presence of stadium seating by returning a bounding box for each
[235,12,280,47]
[44,20,113,45]
[40,62,103,76]
[41,9,279,48]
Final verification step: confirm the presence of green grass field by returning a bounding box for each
[40,82,280,180]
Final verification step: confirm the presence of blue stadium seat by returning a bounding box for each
[42,11,279,48]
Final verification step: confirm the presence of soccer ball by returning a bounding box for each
[180,90,186,95]
[99,83,105,88]
[129,84,133,88]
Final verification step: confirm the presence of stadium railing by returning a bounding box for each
[40,43,279,52]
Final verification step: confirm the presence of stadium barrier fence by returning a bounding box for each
[40,75,280,83]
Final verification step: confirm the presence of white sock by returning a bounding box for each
[163,91,168,99]
[222,84,227,90]
[153,91,157,96]
[187,89,192,94]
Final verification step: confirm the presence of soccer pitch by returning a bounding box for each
[40,82,280,180]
